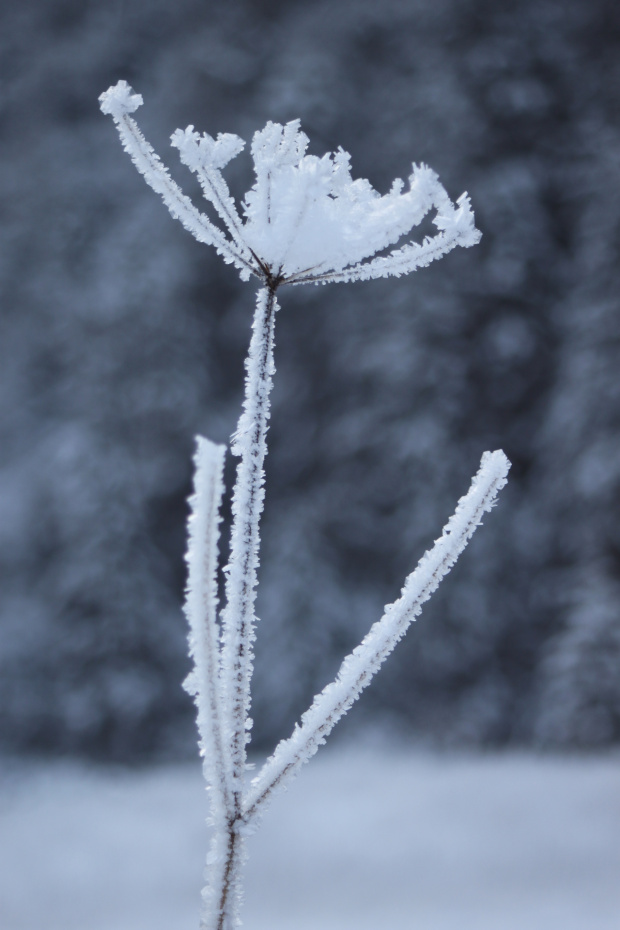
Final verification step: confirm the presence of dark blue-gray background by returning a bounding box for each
[1,0,619,761]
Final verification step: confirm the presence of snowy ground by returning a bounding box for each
[1,745,619,930]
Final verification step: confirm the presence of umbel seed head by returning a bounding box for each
[100,80,481,287]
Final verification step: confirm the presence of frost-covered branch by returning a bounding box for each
[220,286,279,810]
[182,285,280,930]
[101,80,507,930]
[242,450,510,825]
[98,82,257,279]
[183,438,230,812]
[287,191,479,286]
[184,439,243,930]
[171,126,253,264]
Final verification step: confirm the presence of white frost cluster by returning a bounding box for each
[99,80,480,286]
[100,80,505,930]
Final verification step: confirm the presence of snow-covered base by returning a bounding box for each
[1,745,619,930]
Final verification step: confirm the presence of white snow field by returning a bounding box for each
[1,745,619,930]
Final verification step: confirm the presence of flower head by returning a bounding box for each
[100,81,481,286]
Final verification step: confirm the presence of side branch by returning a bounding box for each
[183,438,232,815]
[99,82,258,279]
[171,128,252,265]
[243,450,510,824]
[287,194,480,287]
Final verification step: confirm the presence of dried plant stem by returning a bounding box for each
[195,288,508,930]
[204,284,278,930]
[211,822,245,930]
[242,450,510,825]
[221,284,278,798]
[100,81,503,930]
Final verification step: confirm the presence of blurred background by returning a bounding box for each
[1,0,620,765]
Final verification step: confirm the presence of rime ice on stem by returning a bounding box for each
[183,440,237,925]
[100,80,508,930]
[243,450,510,826]
[220,286,278,811]
[183,439,229,811]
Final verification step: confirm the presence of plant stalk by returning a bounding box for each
[209,281,278,929]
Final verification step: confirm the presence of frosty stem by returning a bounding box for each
[222,283,279,802]
[192,288,508,930]
[99,80,504,930]
[199,443,508,930]
[207,283,279,930]
[242,450,510,825]
[183,441,237,930]
[184,440,230,810]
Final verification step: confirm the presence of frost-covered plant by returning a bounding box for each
[100,80,510,930]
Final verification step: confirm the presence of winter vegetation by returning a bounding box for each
[100,80,508,927]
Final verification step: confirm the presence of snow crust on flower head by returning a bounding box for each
[98,80,143,118]
[240,120,450,278]
[100,83,481,285]
[171,126,245,171]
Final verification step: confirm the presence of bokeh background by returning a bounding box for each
[1,0,620,764]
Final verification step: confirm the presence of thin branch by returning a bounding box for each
[195,163,252,262]
[285,229,454,285]
[242,450,510,825]
[286,191,480,286]
[220,286,279,813]
[183,438,232,816]
[172,129,254,264]
[99,85,258,278]
[287,226,469,286]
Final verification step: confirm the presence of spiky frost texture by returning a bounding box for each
[184,289,277,930]
[289,191,480,285]
[171,126,251,265]
[242,451,510,825]
[183,438,230,811]
[99,83,480,287]
[100,80,506,930]
[98,82,256,280]
[220,287,278,805]
[183,439,241,930]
